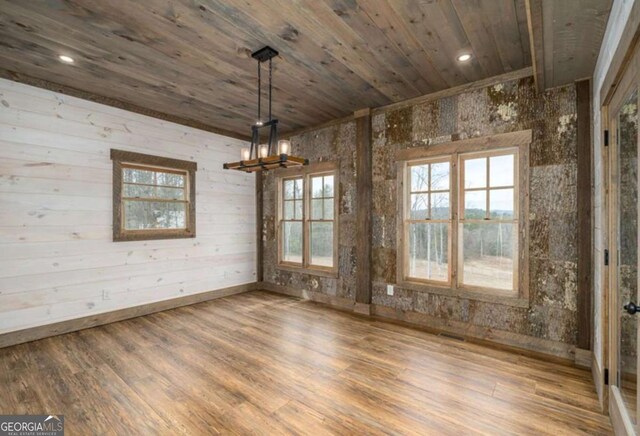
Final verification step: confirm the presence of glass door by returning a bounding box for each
[609,44,640,433]
[615,87,639,425]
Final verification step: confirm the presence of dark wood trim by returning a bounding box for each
[576,79,593,350]
[373,68,533,114]
[524,0,545,92]
[0,283,257,349]
[110,149,197,171]
[355,109,372,305]
[256,171,264,282]
[0,68,250,141]
[111,149,197,242]
[600,1,640,105]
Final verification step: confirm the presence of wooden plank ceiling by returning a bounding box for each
[0,0,610,136]
[527,0,613,91]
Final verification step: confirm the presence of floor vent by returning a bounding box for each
[438,332,465,341]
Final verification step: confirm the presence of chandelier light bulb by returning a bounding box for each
[240,147,251,161]
[278,139,291,155]
[258,144,269,158]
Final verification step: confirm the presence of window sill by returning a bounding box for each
[397,280,529,308]
[276,263,338,279]
[114,230,195,242]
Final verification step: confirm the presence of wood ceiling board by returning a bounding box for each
[525,0,545,91]
[542,0,613,88]
[0,0,533,135]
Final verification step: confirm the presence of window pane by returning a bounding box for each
[282,221,303,264]
[156,172,185,187]
[464,190,487,219]
[283,201,294,220]
[156,187,185,200]
[490,154,515,187]
[408,223,449,282]
[489,189,514,219]
[310,222,334,267]
[323,175,334,197]
[430,162,450,190]
[323,199,334,220]
[124,201,186,230]
[294,179,303,199]
[294,200,303,220]
[312,176,324,198]
[464,158,487,189]
[411,165,429,192]
[410,194,429,220]
[462,223,515,291]
[284,180,295,200]
[124,184,155,198]
[431,193,449,220]
[123,168,154,184]
[311,199,323,220]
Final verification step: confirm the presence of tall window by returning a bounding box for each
[278,165,338,274]
[399,131,529,298]
[406,159,451,283]
[460,151,517,291]
[111,149,196,241]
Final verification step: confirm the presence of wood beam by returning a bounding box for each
[576,79,592,350]
[354,108,372,312]
[525,0,545,92]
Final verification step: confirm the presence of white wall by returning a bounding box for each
[592,0,636,370]
[0,78,256,333]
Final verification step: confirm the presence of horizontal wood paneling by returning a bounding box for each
[0,78,256,333]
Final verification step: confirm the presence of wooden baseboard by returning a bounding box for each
[575,348,593,369]
[354,302,372,316]
[259,281,356,312]
[0,282,257,349]
[260,282,587,365]
[371,304,579,363]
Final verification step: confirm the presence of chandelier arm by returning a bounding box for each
[257,60,261,123]
[269,57,273,121]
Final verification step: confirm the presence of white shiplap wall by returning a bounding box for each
[0,78,256,333]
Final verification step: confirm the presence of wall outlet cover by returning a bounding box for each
[386,284,394,296]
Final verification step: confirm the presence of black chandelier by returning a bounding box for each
[223,46,308,172]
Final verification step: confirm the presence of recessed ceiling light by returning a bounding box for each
[58,55,74,63]
[457,53,472,62]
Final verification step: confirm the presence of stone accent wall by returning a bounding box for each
[372,77,579,346]
[262,121,358,300]
[262,75,580,349]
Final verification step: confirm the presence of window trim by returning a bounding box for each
[276,161,339,277]
[111,149,197,242]
[395,130,531,306]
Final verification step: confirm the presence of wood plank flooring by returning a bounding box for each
[0,291,612,435]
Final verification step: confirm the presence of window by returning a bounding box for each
[277,163,338,275]
[406,159,451,284]
[398,130,530,300]
[111,149,197,241]
[460,151,517,291]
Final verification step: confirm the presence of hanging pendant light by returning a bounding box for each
[223,46,308,172]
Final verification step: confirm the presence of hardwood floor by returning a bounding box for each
[0,290,612,435]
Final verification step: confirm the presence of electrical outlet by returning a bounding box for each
[386,284,394,296]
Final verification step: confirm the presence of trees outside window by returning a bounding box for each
[277,164,338,275]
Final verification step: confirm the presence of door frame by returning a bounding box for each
[602,15,640,433]
[606,58,639,434]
